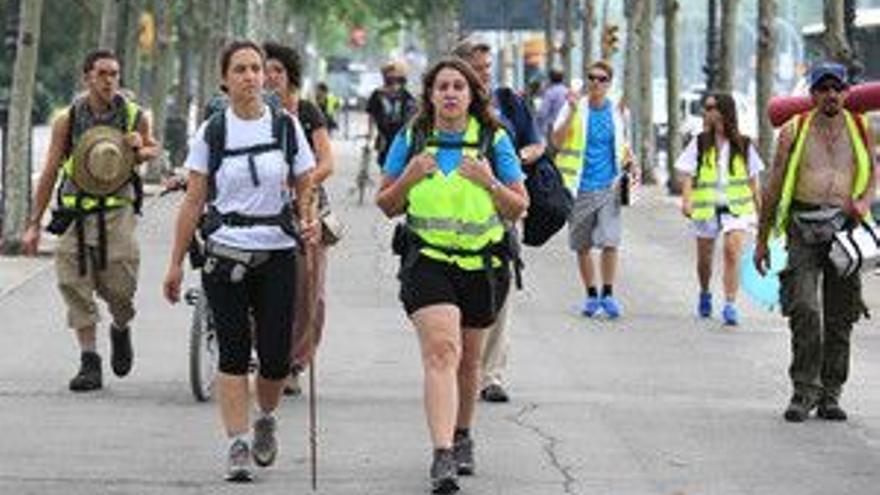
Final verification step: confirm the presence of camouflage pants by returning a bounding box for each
[779,232,864,401]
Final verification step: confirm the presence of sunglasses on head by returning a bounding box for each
[587,74,609,83]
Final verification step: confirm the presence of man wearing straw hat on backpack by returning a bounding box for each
[22,49,158,392]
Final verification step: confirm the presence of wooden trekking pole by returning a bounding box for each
[305,198,319,491]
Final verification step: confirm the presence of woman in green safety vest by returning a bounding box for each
[376,57,528,494]
[675,93,764,326]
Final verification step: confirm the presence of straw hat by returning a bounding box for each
[70,126,136,196]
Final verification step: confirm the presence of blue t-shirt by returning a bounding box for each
[382,128,524,185]
[579,100,617,192]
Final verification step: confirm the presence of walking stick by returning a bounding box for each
[305,216,319,491]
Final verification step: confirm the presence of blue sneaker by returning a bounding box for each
[722,303,739,326]
[697,292,712,318]
[582,297,601,317]
[600,295,622,319]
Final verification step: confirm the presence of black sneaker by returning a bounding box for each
[453,432,475,476]
[817,397,848,421]
[69,351,102,392]
[480,384,509,403]
[783,393,816,422]
[430,448,459,494]
[110,325,133,377]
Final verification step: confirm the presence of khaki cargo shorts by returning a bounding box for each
[54,208,140,330]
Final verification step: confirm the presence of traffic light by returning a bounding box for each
[601,24,620,59]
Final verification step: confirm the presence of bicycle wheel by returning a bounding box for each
[187,288,218,402]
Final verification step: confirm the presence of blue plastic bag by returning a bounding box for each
[740,239,788,311]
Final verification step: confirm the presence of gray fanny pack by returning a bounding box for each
[790,207,847,245]
[203,240,272,284]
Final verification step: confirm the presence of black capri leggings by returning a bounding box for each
[202,249,297,380]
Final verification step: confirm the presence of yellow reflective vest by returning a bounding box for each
[691,140,755,221]
[59,99,141,212]
[773,109,872,237]
[405,117,506,271]
[555,98,629,194]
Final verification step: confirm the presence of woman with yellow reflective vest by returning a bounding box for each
[376,57,528,494]
[676,93,764,326]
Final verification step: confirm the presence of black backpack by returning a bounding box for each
[197,96,301,242]
[494,87,573,247]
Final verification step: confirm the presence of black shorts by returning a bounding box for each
[400,255,510,328]
[202,249,297,380]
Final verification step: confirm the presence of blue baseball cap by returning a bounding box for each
[808,62,848,89]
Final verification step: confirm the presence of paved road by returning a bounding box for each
[2,121,880,494]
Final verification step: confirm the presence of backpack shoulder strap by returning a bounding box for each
[204,110,227,202]
[405,125,426,165]
[275,108,299,187]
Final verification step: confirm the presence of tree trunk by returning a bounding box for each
[636,0,655,184]
[544,0,556,73]
[122,0,142,100]
[145,0,172,182]
[756,0,776,163]
[561,0,573,84]
[717,0,738,92]
[705,0,719,90]
[581,0,594,81]
[150,0,172,144]
[823,0,851,64]
[424,3,459,63]
[2,0,44,254]
[624,0,644,111]
[665,0,681,195]
[99,0,118,50]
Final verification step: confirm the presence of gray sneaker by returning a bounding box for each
[225,438,254,482]
[453,433,474,475]
[252,416,278,467]
[430,448,459,494]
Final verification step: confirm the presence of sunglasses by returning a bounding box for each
[587,74,609,83]
[704,103,717,111]
[815,82,846,93]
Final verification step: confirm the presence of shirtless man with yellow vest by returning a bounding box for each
[755,62,876,423]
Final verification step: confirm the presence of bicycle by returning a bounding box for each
[160,176,219,402]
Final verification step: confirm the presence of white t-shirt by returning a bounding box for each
[186,105,315,250]
[674,137,764,206]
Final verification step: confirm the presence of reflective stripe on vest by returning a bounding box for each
[556,100,627,194]
[691,146,755,221]
[773,109,872,237]
[60,100,140,211]
[405,117,505,270]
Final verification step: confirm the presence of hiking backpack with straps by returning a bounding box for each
[198,98,301,243]
[397,123,524,290]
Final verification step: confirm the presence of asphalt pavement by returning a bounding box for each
[2,117,880,494]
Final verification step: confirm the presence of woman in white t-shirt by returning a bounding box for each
[162,40,317,482]
[675,92,764,326]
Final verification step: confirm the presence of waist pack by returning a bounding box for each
[522,154,573,247]
[829,221,880,277]
[202,240,273,284]
[790,207,847,245]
